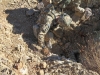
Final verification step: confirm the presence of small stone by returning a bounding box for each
[77,63,82,70]
[44,69,48,73]
[50,69,54,73]
[68,63,72,67]
[59,73,66,75]
[64,59,73,63]
[39,70,44,75]
[14,62,23,70]
[40,62,47,69]
[61,56,66,61]
[18,62,23,69]
[37,2,44,9]
[26,9,34,16]
[45,73,50,75]
[19,65,28,75]
[55,60,64,64]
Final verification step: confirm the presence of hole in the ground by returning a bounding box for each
[74,52,80,62]
[60,54,64,56]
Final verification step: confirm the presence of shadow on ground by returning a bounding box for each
[5,7,100,74]
[5,8,39,50]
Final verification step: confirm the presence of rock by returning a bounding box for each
[13,62,23,70]
[54,60,64,65]
[39,70,44,75]
[0,68,15,75]
[55,69,59,72]
[59,73,66,75]
[17,44,25,52]
[77,63,82,70]
[44,69,48,73]
[26,9,34,16]
[37,2,44,9]
[0,0,100,75]
[40,62,47,69]
[14,61,28,75]
[46,54,61,61]
[68,62,73,67]
[45,73,50,75]
[19,65,28,75]
[64,59,73,64]
[61,56,66,61]
[26,9,39,16]
[50,69,54,73]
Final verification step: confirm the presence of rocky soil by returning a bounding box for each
[0,0,100,75]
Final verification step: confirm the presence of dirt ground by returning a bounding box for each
[0,0,100,75]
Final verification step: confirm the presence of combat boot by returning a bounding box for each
[41,47,50,56]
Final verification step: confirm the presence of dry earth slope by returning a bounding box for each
[0,0,100,75]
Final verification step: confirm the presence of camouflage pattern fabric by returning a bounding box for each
[37,4,56,48]
[35,0,86,48]
[58,13,72,27]
[37,13,54,48]
[38,19,52,48]
[33,24,54,49]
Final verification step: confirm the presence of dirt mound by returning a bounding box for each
[0,0,100,75]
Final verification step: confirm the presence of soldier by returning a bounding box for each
[33,0,92,53]
[33,12,73,52]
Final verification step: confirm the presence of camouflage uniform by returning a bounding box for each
[33,4,55,48]
[34,0,85,48]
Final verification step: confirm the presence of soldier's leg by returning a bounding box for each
[38,16,53,48]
